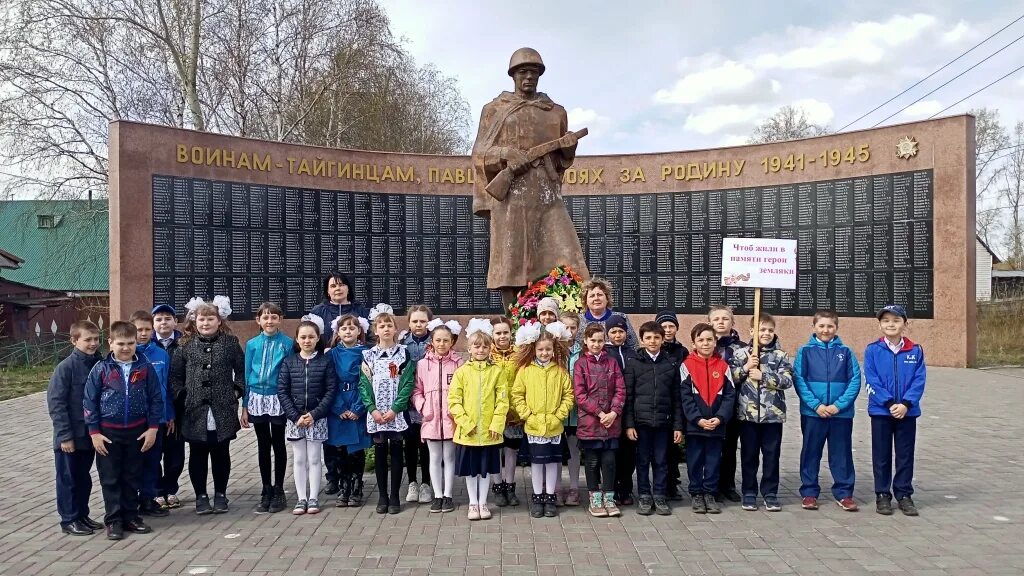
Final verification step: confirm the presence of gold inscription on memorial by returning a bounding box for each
[176,145,273,172]
[759,145,871,174]
[176,145,418,182]
[659,160,746,182]
[427,168,475,184]
[175,142,874,186]
[561,167,604,184]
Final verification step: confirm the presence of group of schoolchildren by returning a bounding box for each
[47,273,926,540]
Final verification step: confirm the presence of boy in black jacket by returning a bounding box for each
[655,310,688,501]
[47,320,103,536]
[709,305,746,503]
[606,314,640,505]
[624,321,683,516]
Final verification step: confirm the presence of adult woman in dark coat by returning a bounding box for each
[309,272,370,347]
[308,271,368,493]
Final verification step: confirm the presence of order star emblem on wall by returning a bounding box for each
[896,136,919,160]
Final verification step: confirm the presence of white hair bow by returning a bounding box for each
[465,318,493,338]
[211,295,232,319]
[184,295,232,319]
[333,314,370,335]
[302,314,325,335]
[427,318,464,336]
[545,321,571,340]
[445,320,463,336]
[184,297,205,318]
[368,303,394,322]
[514,321,542,346]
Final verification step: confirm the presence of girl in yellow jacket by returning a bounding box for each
[448,319,509,521]
[490,316,522,507]
[510,322,575,518]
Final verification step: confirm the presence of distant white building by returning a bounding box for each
[976,236,1000,301]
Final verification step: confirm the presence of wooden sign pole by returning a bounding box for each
[750,287,761,383]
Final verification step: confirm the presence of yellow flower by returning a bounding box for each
[562,293,582,312]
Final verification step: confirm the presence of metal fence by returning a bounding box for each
[0,331,106,368]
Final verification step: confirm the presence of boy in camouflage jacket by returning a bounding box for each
[728,313,793,512]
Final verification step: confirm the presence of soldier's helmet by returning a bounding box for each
[507,48,545,76]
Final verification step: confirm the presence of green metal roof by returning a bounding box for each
[0,200,108,292]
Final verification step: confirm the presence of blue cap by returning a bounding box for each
[152,304,177,317]
[876,304,907,321]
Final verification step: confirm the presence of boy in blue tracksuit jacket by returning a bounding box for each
[151,303,186,508]
[864,304,925,516]
[131,311,172,517]
[793,310,862,512]
[84,321,163,539]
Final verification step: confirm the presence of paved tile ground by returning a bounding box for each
[0,367,1021,575]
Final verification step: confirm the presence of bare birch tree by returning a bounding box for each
[1000,122,1024,269]
[971,108,1010,247]
[0,0,470,202]
[748,105,830,144]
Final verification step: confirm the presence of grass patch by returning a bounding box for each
[0,364,55,401]
[977,298,1024,366]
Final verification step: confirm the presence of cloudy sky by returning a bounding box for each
[378,0,1023,154]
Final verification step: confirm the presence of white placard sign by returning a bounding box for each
[721,237,798,290]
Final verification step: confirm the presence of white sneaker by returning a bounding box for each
[419,483,434,504]
[406,481,420,502]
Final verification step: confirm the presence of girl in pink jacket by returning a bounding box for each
[411,319,464,513]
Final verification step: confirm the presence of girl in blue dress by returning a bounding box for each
[325,314,372,507]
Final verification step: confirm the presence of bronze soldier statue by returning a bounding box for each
[472,47,591,307]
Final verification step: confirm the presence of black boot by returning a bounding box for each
[543,493,558,517]
[325,479,340,495]
[268,486,286,513]
[507,482,520,506]
[529,493,544,518]
[493,481,509,507]
[257,485,272,513]
[349,474,364,507]
[337,476,352,507]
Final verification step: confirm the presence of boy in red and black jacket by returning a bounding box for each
[84,321,163,540]
[680,322,736,515]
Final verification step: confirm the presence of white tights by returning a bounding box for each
[426,440,456,498]
[531,463,559,495]
[291,439,323,501]
[465,475,491,505]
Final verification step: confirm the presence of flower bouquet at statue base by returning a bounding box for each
[507,265,584,329]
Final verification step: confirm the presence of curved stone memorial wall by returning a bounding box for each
[109,116,975,366]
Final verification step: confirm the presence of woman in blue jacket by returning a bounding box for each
[863,305,925,517]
